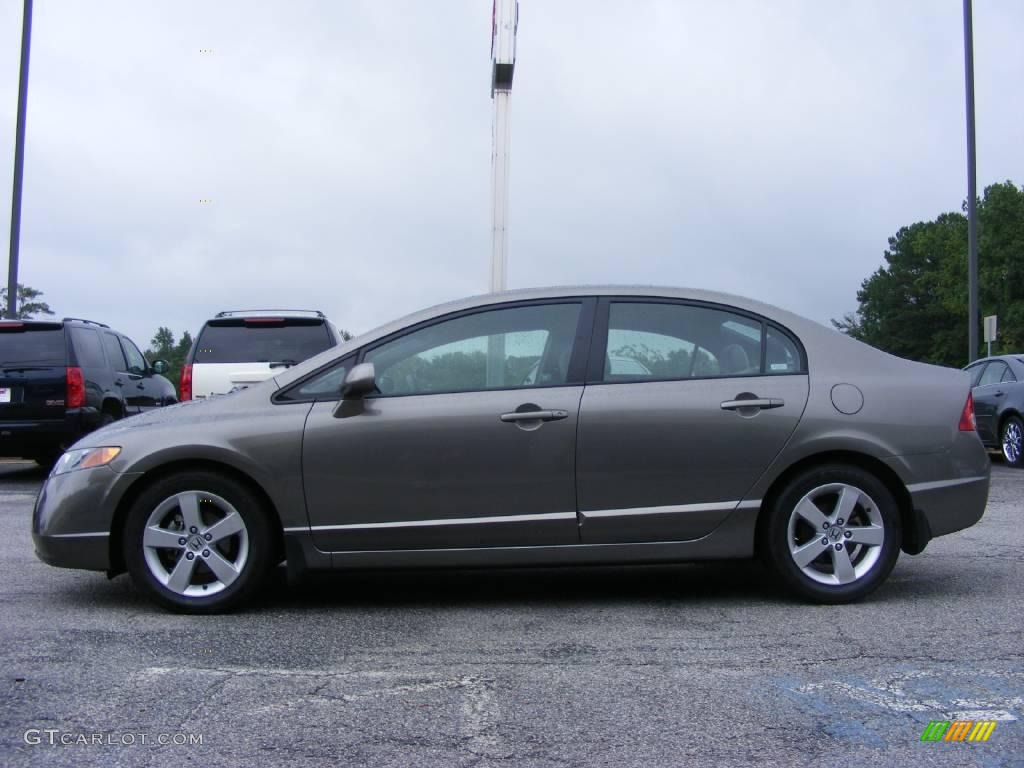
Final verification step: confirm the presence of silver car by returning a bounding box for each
[32,287,990,613]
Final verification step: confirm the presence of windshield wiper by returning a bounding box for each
[268,360,299,369]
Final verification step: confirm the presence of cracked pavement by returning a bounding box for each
[1,461,1021,766]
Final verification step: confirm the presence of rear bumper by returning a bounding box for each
[0,408,102,458]
[889,432,991,545]
[907,474,990,538]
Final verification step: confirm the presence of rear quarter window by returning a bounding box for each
[0,324,66,366]
[195,320,334,364]
[69,327,106,368]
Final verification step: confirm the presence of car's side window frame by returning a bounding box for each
[977,361,1007,387]
[356,297,597,399]
[965,361,987,387]
[273,297,598,403]
[585,296,807,384]
[273,353,358,404]
[120,335,148,376]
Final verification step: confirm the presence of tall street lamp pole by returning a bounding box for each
[490,0,517,293]
[963,0,979,362]
[7,0,33,320]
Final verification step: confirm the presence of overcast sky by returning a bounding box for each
[1,1,1022,349]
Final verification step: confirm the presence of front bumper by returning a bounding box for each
[32,463,139,572]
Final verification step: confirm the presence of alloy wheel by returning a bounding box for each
[141,491,249,597]
[786,482,885,586]
[1003,420,1022,465]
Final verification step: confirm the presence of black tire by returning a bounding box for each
[761,464,902,604]
[122,470,275,614]
[1001,415,1024,468]
[99,411,117,428]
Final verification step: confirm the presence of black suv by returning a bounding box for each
[0,318,178,465]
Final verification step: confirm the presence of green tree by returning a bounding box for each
[0,283,55,319]
[834,181,1024,366]
[145,328,194,395]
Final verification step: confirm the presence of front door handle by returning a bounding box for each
[500,409,569,423]
[720,398,784,411]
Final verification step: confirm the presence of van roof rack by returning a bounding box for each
[62,317,110,328]
[214,309,325,319]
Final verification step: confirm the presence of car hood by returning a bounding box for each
[69,379,277,449]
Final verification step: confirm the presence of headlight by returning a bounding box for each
[52,446,122,476]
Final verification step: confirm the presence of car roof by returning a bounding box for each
[272,284,952,390]
[0,318,111,330]
[971,355,1024,372]
[209,309,326,321]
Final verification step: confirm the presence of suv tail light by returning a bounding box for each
[958,392,976,431]
[66,367,85,408]
[180,364,192,401]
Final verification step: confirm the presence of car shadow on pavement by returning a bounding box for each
[250,560,787,612]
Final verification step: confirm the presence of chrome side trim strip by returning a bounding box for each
[580,501,739,518]
[736,499,762,510]
[906,476,988,493]
[294,511,578,533]
[49,531,109,538]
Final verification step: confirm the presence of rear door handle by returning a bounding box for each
[720,398,784,411]
[500,409,569,423]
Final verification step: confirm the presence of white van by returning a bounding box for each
[181,310,342,399]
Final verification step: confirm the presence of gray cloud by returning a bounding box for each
[1,0,1022,349]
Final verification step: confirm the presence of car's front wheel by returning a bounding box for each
[122,470,275,613]
[1002,415,1023,468]
[762,465,901,603]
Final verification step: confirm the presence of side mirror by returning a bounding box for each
[341,363,377,399]
[151,359,169,375]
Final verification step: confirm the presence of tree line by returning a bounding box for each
[833,181,1024,366]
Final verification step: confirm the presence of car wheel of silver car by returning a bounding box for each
[123,470,275,613]
[1001,415,1024,468]
[762,465,902,603]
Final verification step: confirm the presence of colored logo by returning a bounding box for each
[920,720,997,742]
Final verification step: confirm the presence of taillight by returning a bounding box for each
[958,392,976,431]
[180,364,192,401]
[66,367,85,408]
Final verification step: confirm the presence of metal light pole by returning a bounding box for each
[7,0,33,320]
[963,0,979,362]
[490,0,517,293]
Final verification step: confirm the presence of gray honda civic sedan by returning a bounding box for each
[33,287,990,613]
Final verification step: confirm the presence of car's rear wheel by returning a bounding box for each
[122,470,274,613]
[762,465,901,603]
[1002,415,1023,468]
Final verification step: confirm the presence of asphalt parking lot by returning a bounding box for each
[0,461,1021,767]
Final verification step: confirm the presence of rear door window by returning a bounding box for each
[978,362,1007,387]
[69,327,106,368]
[0,323,66,366]
[195,319,333,364]
[601,302,765,381]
